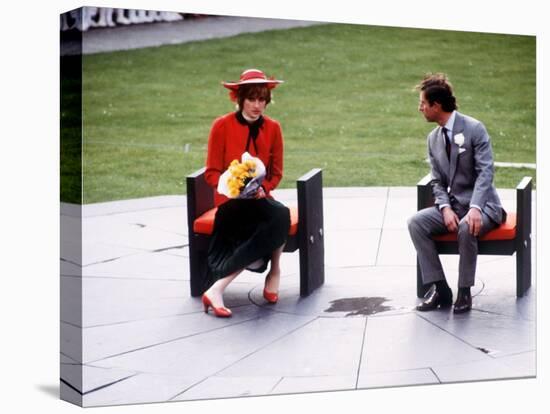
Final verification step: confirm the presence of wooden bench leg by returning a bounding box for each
[297,169,325,297]
[189,238,209,297]
[516,240,531,297]
[516,176,533,298]
[186,168,214,297]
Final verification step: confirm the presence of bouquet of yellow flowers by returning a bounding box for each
[217,152,266,199]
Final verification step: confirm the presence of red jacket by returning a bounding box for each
[205,112,284,206]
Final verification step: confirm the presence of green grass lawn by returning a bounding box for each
[66,23,535,203]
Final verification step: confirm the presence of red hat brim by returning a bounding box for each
[222,79,283,91]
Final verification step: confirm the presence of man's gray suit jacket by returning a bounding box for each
[427,111,506,224]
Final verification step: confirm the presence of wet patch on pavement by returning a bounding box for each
[324,297,393,316]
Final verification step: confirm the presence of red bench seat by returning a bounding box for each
[433,212,517,242]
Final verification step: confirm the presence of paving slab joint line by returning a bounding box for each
[428,367,443,383]
[80,245,187,267]
[83,253,142,267]
[83,203,188,218]
[85,312,260,365]
[268,377,285,394]
[79,275,187,282]
[61,274,83,279]
[152,244,188,253]
[168,316,320,401]
[471,308,535,323]
[60,362,82,367]
[82,303,253,329]
[354,317,369,389]
[82,374,138,396]
[330,264,416,270]
[374,187,391,266]
[60,351,80,364]
[61,320,83,329]
[61,258,81,267]
[414,312,499,357]
[60,378,82,395]
[61,374,137,396]
[493,349,536,359]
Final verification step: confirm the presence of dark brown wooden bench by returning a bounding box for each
[416,174,532,298]
[187,168,325,297]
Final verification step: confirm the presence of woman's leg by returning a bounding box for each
[264,244,285,293]
[204,269,243,308]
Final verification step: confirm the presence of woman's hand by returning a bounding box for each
[255,186,267,199]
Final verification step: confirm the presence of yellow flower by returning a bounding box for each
[225,158,258,197]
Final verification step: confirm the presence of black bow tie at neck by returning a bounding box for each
[236,111,264,154]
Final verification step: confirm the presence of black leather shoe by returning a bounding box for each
[453,289,472,314]
[416,284,453,311]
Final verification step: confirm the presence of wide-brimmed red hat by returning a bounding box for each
[222,68,283,91]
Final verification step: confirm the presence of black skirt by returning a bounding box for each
[205,198,290,290]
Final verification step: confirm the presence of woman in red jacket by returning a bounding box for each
[201,68,290,317]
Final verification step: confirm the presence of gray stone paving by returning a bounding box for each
[77,15,323,55]
[60,185,537,407]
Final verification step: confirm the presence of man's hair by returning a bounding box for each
[416,73,458,112]
[236,84,272,109]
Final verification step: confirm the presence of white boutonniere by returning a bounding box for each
[454,133,465,147]
[459,147,467,154]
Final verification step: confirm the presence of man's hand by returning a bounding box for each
[442,206,459,232]
[465,207,482,236]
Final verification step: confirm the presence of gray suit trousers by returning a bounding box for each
[408,206,499,287]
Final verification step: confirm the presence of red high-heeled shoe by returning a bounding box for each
[263,289,279,304]
[202,294,232,317]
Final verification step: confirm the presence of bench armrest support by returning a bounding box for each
[297,168,325,296]
[515,176,533,296]
[186,168,214,233]
[417,173,434,210]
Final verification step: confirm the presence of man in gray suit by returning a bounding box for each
[408,73,506,313]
